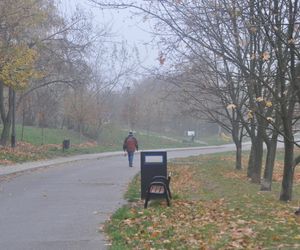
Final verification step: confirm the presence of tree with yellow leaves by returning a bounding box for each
[0,0,47,145]
[0,45,39,90]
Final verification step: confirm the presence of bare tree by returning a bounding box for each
[91,0,300,201]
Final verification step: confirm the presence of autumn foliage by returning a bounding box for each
[0,45,40,90]
[105,153,300,249]
[0,140,98,165]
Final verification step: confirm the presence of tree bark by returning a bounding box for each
[247,142,255,178]
[0,87,13,146]
[235,142,243,170]
[231,116,243,170]
[251,127,264,183]
[260,136,278,191]
[280,138,295,201]
[246,121,257,178]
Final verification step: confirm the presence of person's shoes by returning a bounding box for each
[129,165,133,167]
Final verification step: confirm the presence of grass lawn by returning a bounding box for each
[0,125,209,165]
[16,126,90,145]
[105,152,300,249]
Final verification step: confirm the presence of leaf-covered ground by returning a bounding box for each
[105,153,300,249]
[0,141,98,164]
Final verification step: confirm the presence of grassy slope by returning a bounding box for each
[105,152,300,249]
[16,126,90,145]
[17,125,208,149]
[0,125,212,164]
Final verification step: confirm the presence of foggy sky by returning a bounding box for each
[58,0,159,68]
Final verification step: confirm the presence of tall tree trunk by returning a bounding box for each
[233,128,242,170]
[260,136,278,191]
[247,142,255,178]
[279,0,298,201]
[235,141,242,170]
[232,121,242,170]
[280,138,295,201]
[247,122,257,178]
[251,127,264,183]
[0,87,13,146]
[0,119,11,145]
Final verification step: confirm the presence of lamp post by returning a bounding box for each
[127,86,130,130]
[11,89,16,148]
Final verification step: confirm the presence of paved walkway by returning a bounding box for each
[0,144,240,250]
[0,151,123,176]
[0,145,238,177]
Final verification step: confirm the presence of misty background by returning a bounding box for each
[0,0,219,148]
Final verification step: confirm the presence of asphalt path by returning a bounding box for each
[0,144,241,250]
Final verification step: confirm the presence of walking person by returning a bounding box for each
[123,131,138,167]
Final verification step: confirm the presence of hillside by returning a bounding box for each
[0,125,208,165]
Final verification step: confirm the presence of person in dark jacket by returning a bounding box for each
[123,131,138,167]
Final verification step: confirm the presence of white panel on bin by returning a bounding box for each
[145,155,163,163]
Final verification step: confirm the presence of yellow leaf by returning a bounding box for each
[227,104,237,110]
[265,101,272,107]
[262,51,270,61]
[247,110,254,120]
[256,97,264,102]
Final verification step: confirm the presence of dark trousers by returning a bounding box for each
[127,151,134,167]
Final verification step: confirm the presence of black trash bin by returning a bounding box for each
[140,151,167,199]
[62,139,70,151]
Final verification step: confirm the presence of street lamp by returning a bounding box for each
[127,86,130,130]
[11,89,16,148]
